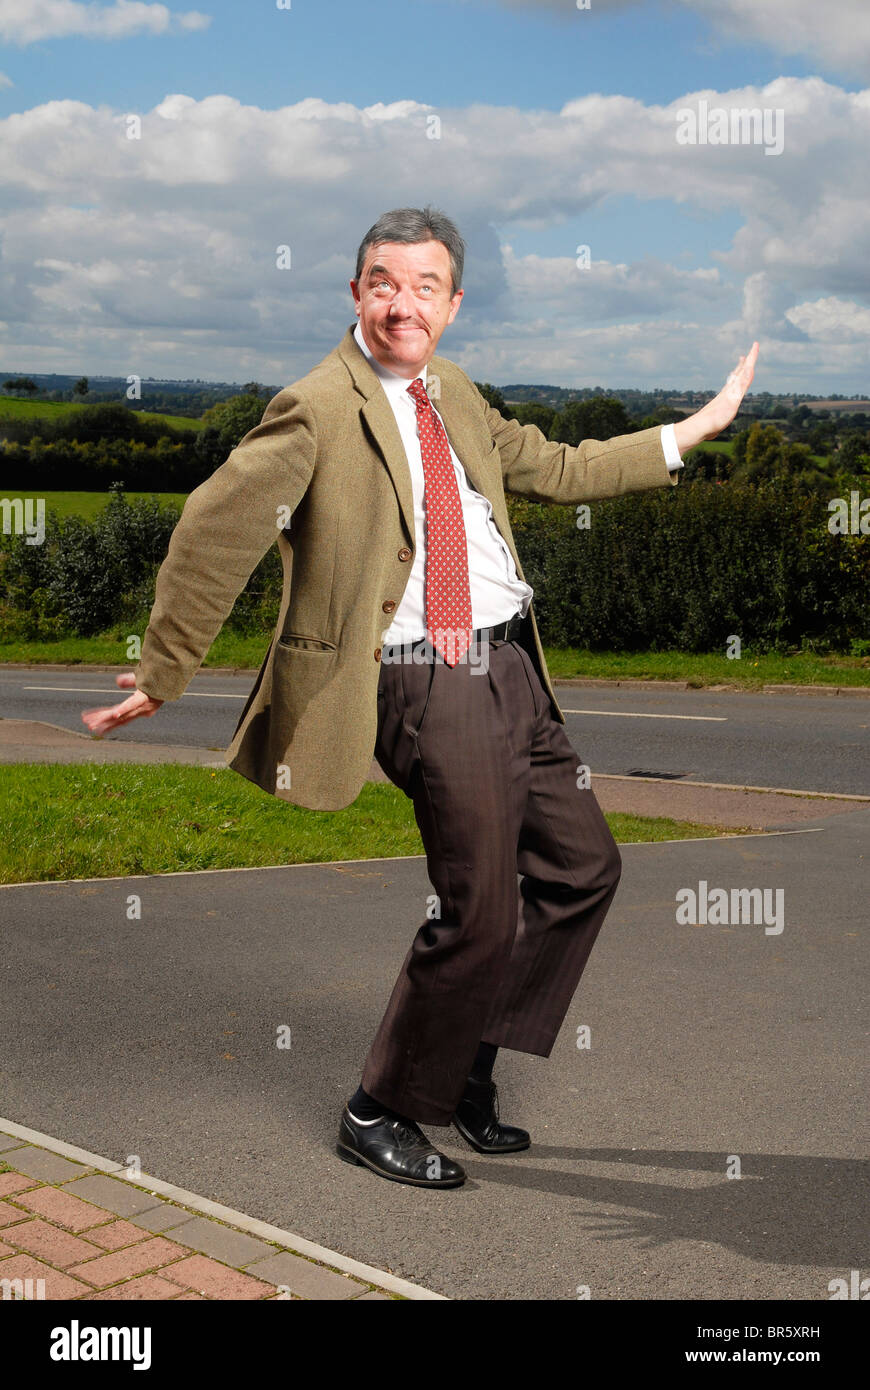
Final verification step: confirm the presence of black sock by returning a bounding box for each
[348,1084,393,1122]
[470,1041,498,1082]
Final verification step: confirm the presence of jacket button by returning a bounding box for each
[398,547,412,562]
[374,647,382,662]
[382,599,396,613]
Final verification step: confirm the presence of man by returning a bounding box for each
[83,207,758,1190]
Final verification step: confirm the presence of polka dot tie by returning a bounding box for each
[407,377,473,666]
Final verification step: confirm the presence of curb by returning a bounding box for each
[0,1117,447,1301]
[598,773,870,802]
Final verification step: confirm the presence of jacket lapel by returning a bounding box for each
[337,327,415,543]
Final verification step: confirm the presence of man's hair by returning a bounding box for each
[355,206,465,297]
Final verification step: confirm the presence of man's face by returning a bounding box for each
[350,239,463,377]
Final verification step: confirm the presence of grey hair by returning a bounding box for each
[355,206,465,297]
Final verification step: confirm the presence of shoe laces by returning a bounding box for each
[392,1118,424,1147]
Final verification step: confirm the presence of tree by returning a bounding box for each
[67,403,139,443]
[3,377,40,396]
[73,377,89,398]
[742,422,788,482]
[510,402,557,435]
[838,432,870,474]
[474,381,508,414]
[201,393,268,453]
[242,381,263,397]
[550,396,632,446]
[638,407,688,428]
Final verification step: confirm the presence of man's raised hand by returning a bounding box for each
[81,672,163,738]
[673,342,759,453]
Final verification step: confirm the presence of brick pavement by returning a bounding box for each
[0,1129,417,1301]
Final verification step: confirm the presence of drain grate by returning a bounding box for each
[625,769,689,780]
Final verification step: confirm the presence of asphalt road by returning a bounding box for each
[2,667,868,795]
[1,805,867,1300]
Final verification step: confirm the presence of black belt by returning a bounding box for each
[383,612,525,658]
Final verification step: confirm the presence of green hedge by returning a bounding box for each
[1,481,867,652]
[506,479,868,652]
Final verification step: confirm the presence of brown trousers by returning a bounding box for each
[362,628,621,1125]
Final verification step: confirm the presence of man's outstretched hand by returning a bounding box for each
[81,672,163,738]
[673,342,759,454]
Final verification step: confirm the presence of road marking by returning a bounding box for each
[24,686,246,699]
[597,773,870,801]
[562,708,726,721]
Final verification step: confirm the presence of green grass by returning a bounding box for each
[0,396,201,430]
[543,647,870,688]
[689,439,830,467]
[0,764,733,885]
[689,440,733,455]
[0,490,188,521]
[1,632,867,688]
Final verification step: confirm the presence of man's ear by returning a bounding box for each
[447,288,464,325]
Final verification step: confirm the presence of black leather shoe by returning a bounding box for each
[452,1077,530,1154]
[337,1107,466,1188]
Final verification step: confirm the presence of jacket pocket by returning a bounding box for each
[277,634,337,653]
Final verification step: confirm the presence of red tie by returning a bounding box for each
[407,377,473,667]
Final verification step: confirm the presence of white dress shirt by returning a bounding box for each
[353,320,682,646]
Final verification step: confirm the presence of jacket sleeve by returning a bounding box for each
[134,389,317,702]
[475,387,680,503]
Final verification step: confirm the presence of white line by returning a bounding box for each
[26,689,724,714]
[24,686,246,699]
[0,1117,445,1300]
[562,708,726,722]
[0,854,428,889]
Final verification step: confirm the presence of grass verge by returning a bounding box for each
[0,764,739,885]
[0,633,867,688]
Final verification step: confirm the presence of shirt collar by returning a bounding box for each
[354,320,427,400]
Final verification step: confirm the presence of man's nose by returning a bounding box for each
[388,286,414,316]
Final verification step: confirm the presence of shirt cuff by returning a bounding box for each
[660,422,683,471]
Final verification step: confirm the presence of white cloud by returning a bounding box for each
[0,0,211,45]
[0,71,13,87]
[1,78,867,389]
[473,0,870,77]
[785,296,870,343]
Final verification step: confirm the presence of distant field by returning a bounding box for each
[0,490,187,520]
[690,440,733,455]
[0,396,202,431]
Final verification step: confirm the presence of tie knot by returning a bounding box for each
[407,377,430,410]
